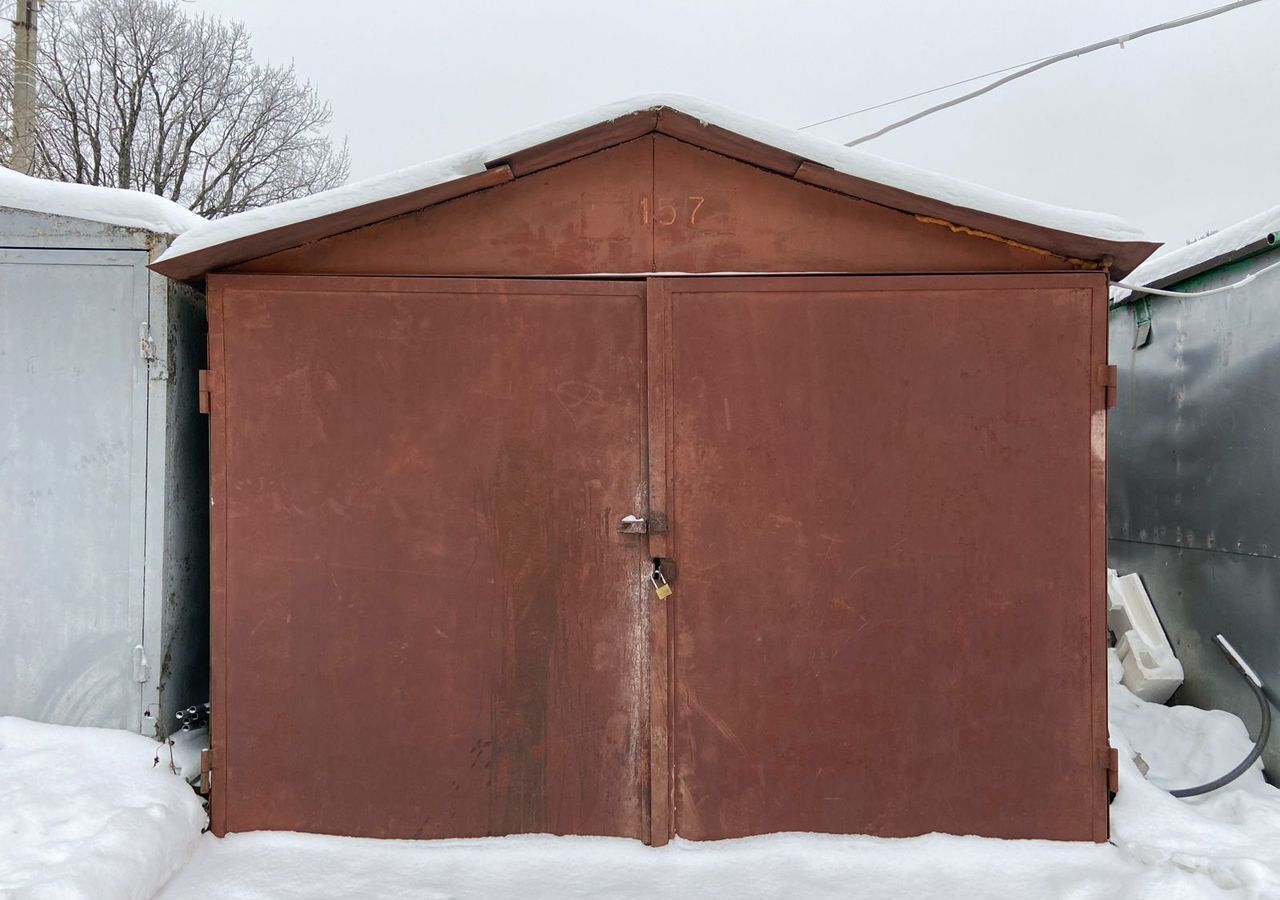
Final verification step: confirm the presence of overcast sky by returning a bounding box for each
[110,1,1280,244]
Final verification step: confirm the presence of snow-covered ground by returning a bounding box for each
[155,829,1229,900]
[0,718,205,900]
[3,651,1277,900]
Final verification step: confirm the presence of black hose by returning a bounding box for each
[1167,634,1273,798]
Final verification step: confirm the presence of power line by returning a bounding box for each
[798,55,1058,131]
[836,0,1265,148]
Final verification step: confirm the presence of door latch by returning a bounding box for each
[132,644,150,683]
[138,322,170,381]
[617,512,668,534]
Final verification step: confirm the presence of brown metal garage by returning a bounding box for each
[153,97,1157,845]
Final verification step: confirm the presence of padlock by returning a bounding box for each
[651,568,672,600]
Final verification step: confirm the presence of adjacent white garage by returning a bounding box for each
[0,169,206,735]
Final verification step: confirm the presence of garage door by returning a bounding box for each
[208,272,1109,843]
[647,275,1108,842]
[209,277,652,839]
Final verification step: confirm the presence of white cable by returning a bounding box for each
[1111,255,1280,302]
[845,0,1266,147]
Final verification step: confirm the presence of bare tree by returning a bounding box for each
[1,0,349,217]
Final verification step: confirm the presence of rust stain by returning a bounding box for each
[488,439,556,835]
[663,274,1108,843]
[914,214,1101,269]
[212,277,649,841]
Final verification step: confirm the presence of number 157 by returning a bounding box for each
[640,196,705,227]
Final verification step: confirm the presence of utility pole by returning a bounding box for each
[10,0,39,174]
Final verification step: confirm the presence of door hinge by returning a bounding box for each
[1103,746,1119,796]
[198,369,212,414]
[1096,364,1118,410]
[132,644,150,683]
[138,321,170,381]
[199,747,216,795]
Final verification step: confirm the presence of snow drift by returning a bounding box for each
[4,652,1278,899]
[155,656,1280,900]
[0,718,206,900]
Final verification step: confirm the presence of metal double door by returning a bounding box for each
[208,273,1108,842]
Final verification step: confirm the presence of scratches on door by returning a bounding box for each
[680,684,748,757]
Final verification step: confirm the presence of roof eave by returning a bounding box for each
[152,105,1157,282]
[151,166,514,282]
[1113,233,1279,305]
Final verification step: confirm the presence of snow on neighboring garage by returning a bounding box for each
[0,167,203,236]
[1111,203,1280,303]
[154,93,1146,269]
[0,718,205,900]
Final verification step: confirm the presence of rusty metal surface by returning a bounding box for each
[231,139,655,277]
[657,274,1110,842]
[226,136,1113,281]
[151,167,514,283]
[650,136,1077,275]
[490,110,659,178]
[208,275,650,839]
[789,162,1156,278]
[154,107,1157,283]
[206,269,1112,843]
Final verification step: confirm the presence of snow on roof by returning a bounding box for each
[0,166,203,236]
[1112,203,1280,303]
[156,93,1146,268]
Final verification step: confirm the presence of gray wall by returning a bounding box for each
[0,207,207,737]
[155,277,208,734]
[1109,247,1280,779]
[0,243,151,729]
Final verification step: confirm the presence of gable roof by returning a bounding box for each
[0,165,203,236]
[1111,203,1280,304]
[151,93,1157,281]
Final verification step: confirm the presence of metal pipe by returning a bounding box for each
[1167,634,1273,798]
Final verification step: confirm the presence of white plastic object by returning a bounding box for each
[1107,568,1185,703]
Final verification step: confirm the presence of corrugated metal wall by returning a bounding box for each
[1109,247,1280,780]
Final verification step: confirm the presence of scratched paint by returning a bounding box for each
[198,148,1116,845]
[488,440,556,833]
[212,276,649,840]
[663,275,1110,842]
[227,135,1081,280]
